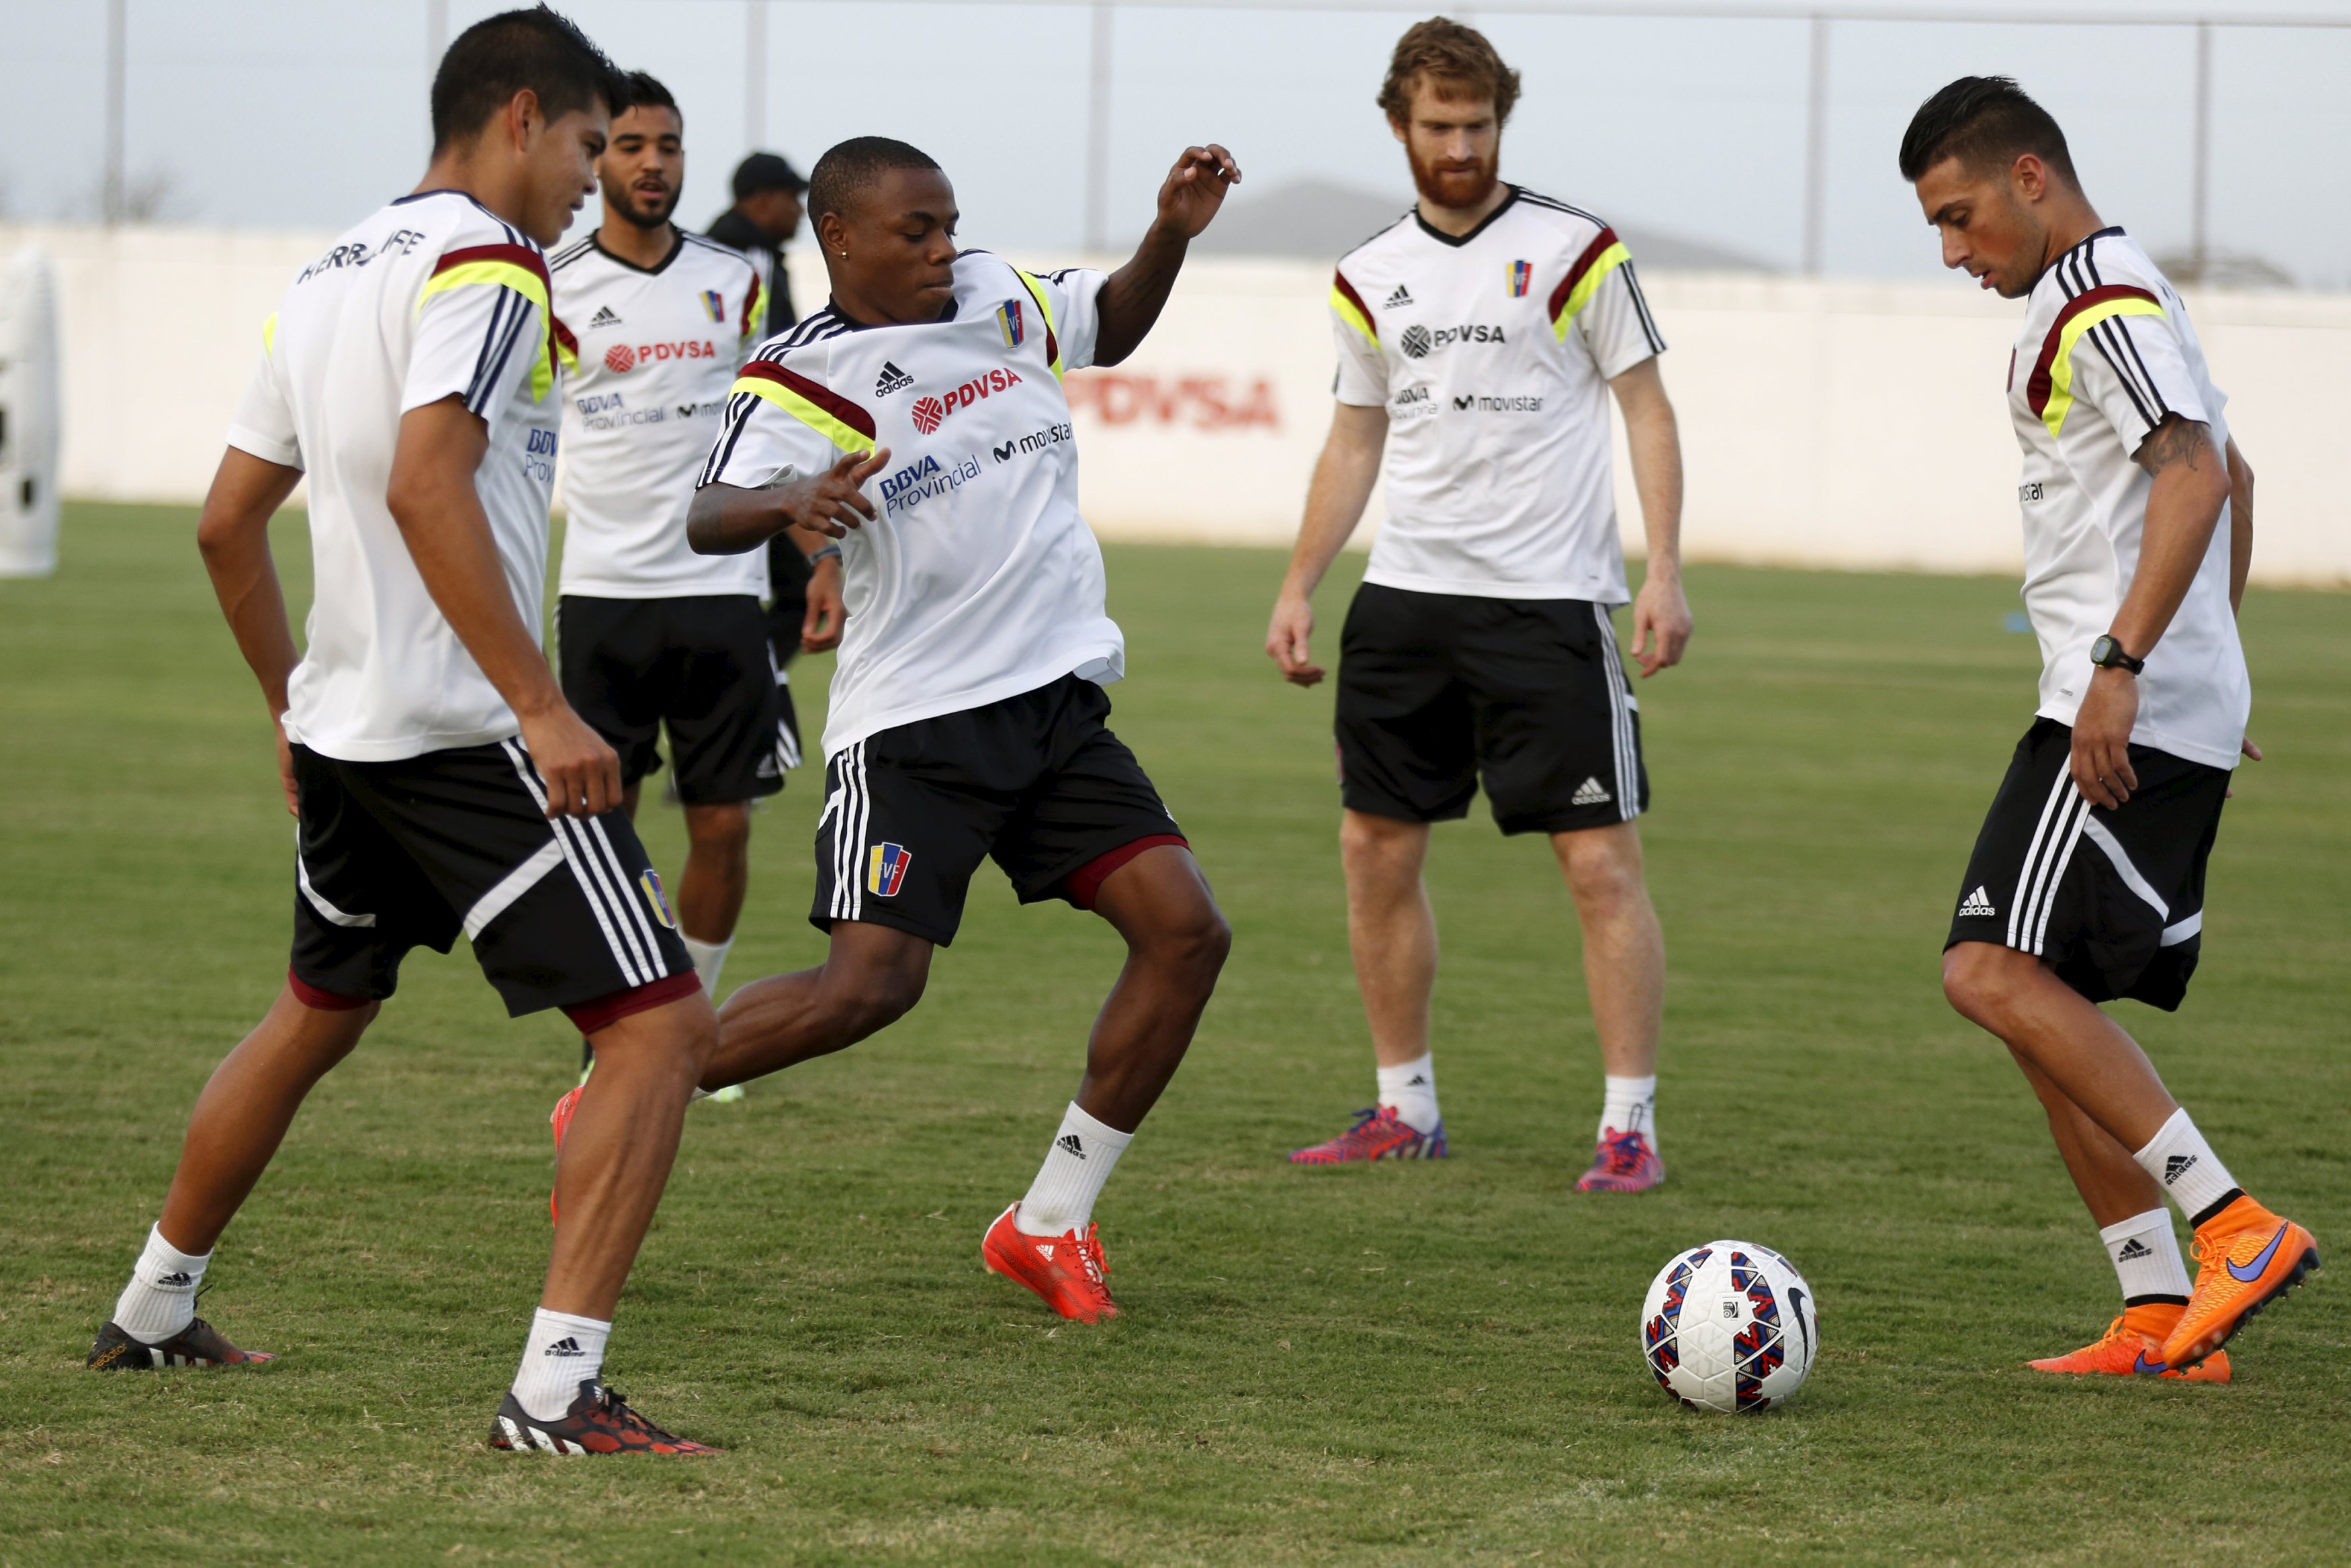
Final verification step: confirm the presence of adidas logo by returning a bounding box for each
[756,754,779,779]
[1056,1133,1086,1160]
[2116,1238,2155,1261]
[1570,777,1612,807]
[2164,1154,2198,1185]
[1407,1074,1427,1087]
[156,1271,193,1289]
[544,1336,586,1357]
[1036,1244,1055,1261]
[874,361,914,396]
[1383,284,1413,308]
[1959,886,1997,917]
[586,305,621,329]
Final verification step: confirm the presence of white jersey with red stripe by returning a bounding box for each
[697,249,1118,757]
[549,230,766,598]
[2007,227,2246,770]
[1331,186,1665,604]
[227,189,574,762]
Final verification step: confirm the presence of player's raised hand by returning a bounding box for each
[1266,592,1325,686]
[1155,144,1241,239]
[1630,573,1692,677]
[793,447,891,539]
[519,702,624,819]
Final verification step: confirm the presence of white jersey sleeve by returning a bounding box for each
[1570,247,1666,381]
[227,332,301,469]
[1026,265,1109,372]
[402,247,549,424]
[2055,287,2211,457]
[1329,269,1389,407]
[699,342,876,492]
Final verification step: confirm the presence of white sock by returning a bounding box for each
[511,1307,610,1422]
[681,933,734,999]
[1016,1102,1131,1237]
[1376,1053,1441,1134]
[2131,1107,2242,1224]
[2100,1208,2192,1305]
[111,1224,210,1344]
[1599,1074,1658,1146]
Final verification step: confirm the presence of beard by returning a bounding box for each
[1407,142,1499,213]
[605,181,676,230]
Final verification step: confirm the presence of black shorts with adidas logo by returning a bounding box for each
[1334,584,1648,835]
[1947,718,2229,1011]
[558,593,793,806]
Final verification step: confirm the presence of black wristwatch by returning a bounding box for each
[2088,634,2145,674]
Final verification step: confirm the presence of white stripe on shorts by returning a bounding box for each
[1592,603,1638,821]
[501,739,644,988]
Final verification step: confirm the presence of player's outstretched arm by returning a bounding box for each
[687,448,890,555]
[1266,402,1387,688]
[2071,413,2233,808]
[387,396,619,819]
[1094,145,1241,367]
[195,447,306,816]
[1609,359,1691,678]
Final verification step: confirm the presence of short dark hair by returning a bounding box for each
[807,137,942,224]
[615,70,676,122]
[1378,16,1521,128]
[430,5,624,154]
[1898,75,2078,187]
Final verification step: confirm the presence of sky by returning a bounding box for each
[5,0,2351,285]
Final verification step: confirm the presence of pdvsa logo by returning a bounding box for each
[604,340,720,374]
[907,366,1024,434]
[1400,322,1507,359]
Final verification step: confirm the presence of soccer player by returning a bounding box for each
[85,11,719,1455]
[550,72,840,1057]
[1265,19,1690,1188]
[603,134,1241,1325]
[1902,77,2317,1379]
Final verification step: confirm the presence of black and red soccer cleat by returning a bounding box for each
[86,1318,275,1370]
[488,1378,719,1455]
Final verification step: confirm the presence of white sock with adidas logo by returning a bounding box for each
[1599,1074,1658,1148]
[1376,1053,1441,1134]
[512,1307,610,1422]
[2131,1107,2241,1223]
[112,1223,210,1344]
[2099,1208,2191,1305]
[1016,1102,1131,1238]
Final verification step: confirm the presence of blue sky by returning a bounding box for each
[7,0,2350,283]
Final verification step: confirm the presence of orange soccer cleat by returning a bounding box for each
[2161,1195,2319,1371]
[2026,1303,2229,1382]
[981,1203,1118,1324]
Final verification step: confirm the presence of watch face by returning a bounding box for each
[2091,635,2117,664]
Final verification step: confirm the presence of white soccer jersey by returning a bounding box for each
[227,189,571,762]
[549,230,766,598]
[2006,228,2247,770]
[699,250,1117,757]
[1331,187,1665,602]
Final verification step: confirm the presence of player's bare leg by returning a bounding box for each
[1289,811,1452,1164]
[156,986,378,1256]
[1553,821,1668,1191]
[987,845,1230,1321]
[1942,943,2175,1146]
[697,922,933,1089]
[676,801,752,950]
[2006,1047,2166,1227]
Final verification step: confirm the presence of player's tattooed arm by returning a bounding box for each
[1094,145,1241,366]
[688,447,891,553]
[2134,413,2215,476]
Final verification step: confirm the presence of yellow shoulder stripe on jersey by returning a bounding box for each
[731,361,878,453]
[1550,236,1631,342]
[1329,271,1377,347]
[262,314,277,355]
[418,246,563,400]
[2028,286,2167,438]
[1013,269,1064,379]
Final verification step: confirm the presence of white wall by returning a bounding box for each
[11,222,2347,585]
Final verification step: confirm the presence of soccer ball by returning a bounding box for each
[1640,1240,1818,1413]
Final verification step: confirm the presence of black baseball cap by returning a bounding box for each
[732,152,807,200]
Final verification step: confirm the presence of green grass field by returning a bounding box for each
[2,504,2346,1565]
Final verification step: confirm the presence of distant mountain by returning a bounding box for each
[1188,178,1774,271]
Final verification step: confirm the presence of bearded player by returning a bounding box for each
[554,135,1241,1324]
[1902,77,2316,1381]
[1268,18,1690,1189]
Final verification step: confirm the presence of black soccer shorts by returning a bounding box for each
[289,740,695,1018]
[1334,582,1649,835]
[809,674,1188,947]
[557,593,791,804]
[1946,717,2229,1011]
